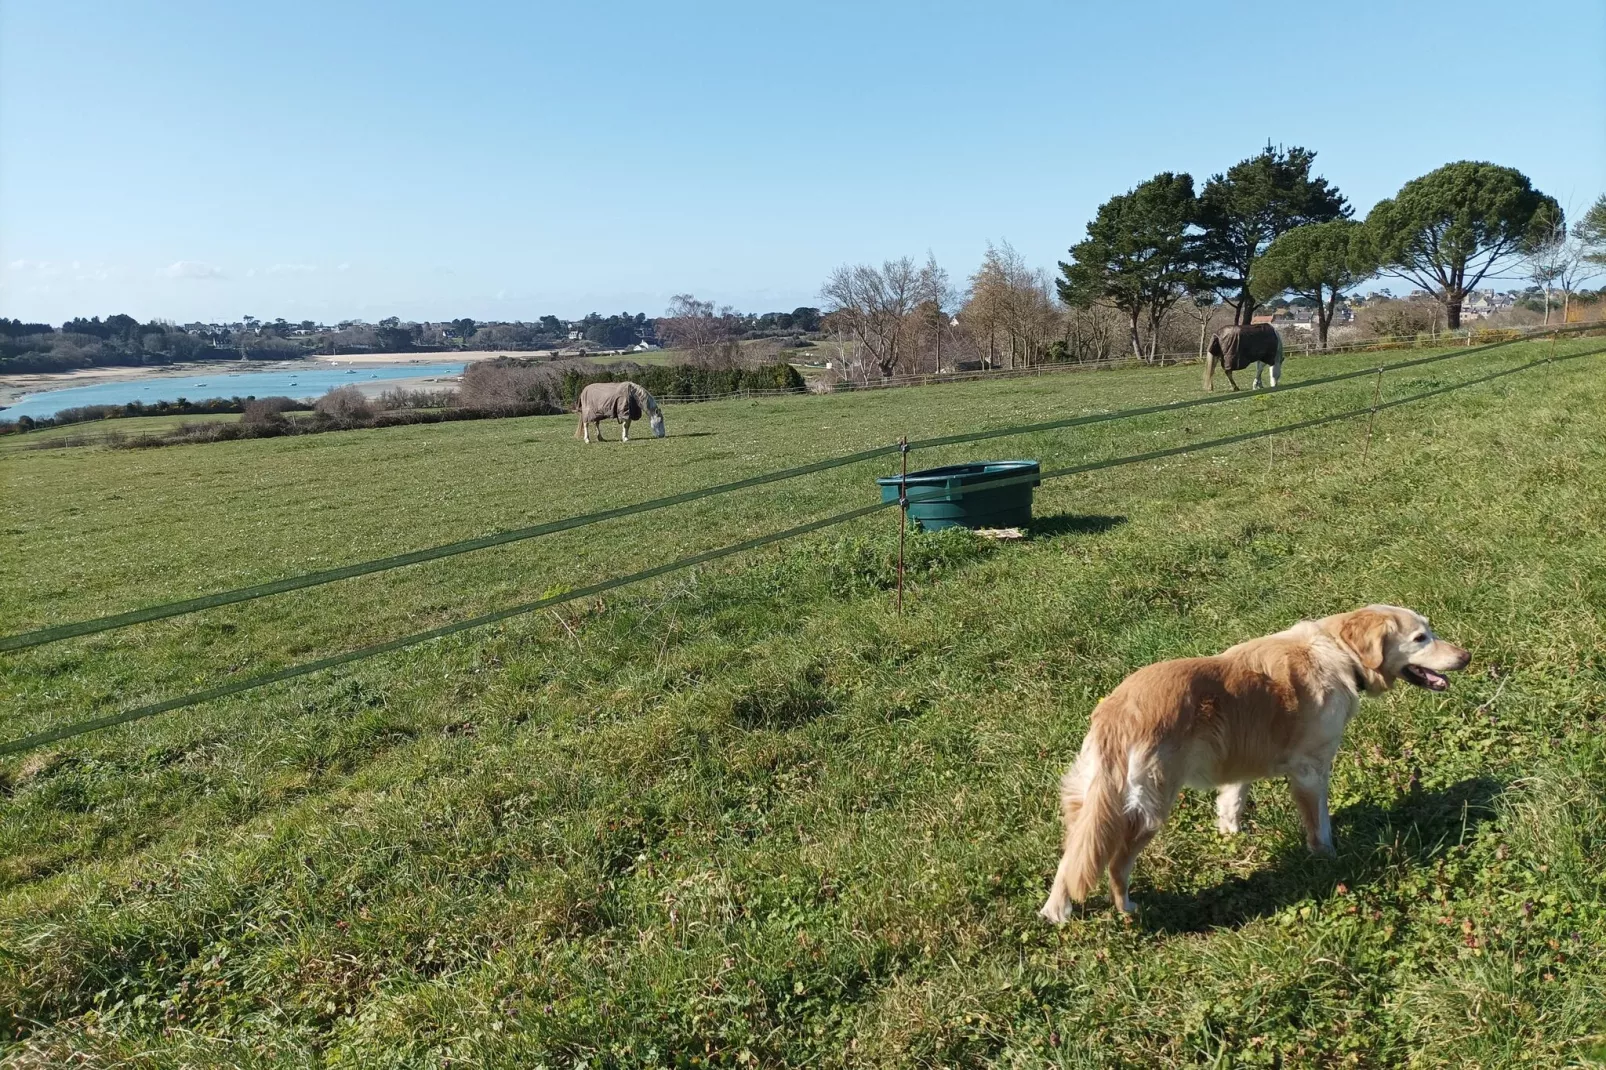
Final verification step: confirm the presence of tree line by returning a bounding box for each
[819,148,1606,376]
[0,304,828,376]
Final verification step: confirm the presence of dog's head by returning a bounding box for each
[1324,604,1471,694]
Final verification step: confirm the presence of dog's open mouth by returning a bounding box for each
[1402,665,1450,691]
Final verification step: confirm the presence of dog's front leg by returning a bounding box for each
[1289,763,1335,855]
[1216,783,1249,835]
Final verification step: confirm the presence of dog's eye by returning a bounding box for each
[1412,632,1427,643]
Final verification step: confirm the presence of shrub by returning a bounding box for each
[457,357,805,411]
[1356,298,1438,339]
[376,387,457,410]
[241,395,299,427]
[456,361,569,411]
[313,385,374,423]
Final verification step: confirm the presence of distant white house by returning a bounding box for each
[633,340,661,352]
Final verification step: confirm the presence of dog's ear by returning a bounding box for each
[1335,608,1394,689]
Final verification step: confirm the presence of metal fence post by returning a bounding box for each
[895,437,909,616]
[1360,366,1385,464]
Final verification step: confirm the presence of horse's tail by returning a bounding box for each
[1203,348,1217,392]
[574,407,586,439]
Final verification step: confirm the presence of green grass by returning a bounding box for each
[0,413,242,456]
[2,340,1604,1066]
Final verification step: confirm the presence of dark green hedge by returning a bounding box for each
[557,362,804,405]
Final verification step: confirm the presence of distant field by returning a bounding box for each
[571,349,685,367]
[0,412,241,456]
[573,337,832,369]
[2,339,1604,1066]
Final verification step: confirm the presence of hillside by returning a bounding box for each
[2,339,1604,1066]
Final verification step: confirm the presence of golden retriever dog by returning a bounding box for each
[1039,605,1470,920]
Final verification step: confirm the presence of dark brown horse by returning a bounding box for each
[1205,324,1284,391]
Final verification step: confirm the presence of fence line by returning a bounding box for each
[822,320,1602,391]
[3,343,1600,758]
[2,325,1597,655]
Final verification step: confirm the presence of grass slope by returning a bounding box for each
[2,340,1604,1067]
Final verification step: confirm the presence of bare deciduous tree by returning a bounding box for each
[657,294,742,367]
[820,255,948,378]
[964,241,1060,370]
[1179,292,1221,364]
[1524,202,1604,326]
[1058,303,1126,364]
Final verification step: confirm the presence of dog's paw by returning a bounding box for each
[1308,841,1337,858]
[1117,896,1138,915]
[1216,817,1241,836]
[1038,899,1069,925]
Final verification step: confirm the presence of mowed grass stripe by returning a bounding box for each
[3,328,1585,653]
[4,345,1598,757]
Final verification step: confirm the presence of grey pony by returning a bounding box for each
[575,381,666,442]
[1205,323,1284,391]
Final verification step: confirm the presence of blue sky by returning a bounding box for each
[2,0,1602,325]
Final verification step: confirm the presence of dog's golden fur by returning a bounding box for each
[1039,605,1470,920]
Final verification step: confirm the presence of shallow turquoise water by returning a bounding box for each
[2,362,467,420]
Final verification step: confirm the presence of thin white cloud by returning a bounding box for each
[267,263,318,274]
[164,260,225,280]
[6,259,63,276]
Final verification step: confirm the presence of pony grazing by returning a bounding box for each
[575,380,666,443]
[1205,323,1283,392]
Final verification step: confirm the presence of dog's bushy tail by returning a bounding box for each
[1058,727,1129,906]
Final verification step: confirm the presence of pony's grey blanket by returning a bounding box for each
[578,381,649,423]
[1208,323,1280,371]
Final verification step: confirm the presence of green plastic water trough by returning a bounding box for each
[877,460,1041,532]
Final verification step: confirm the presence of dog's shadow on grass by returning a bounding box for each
[1135,776,1504,934]
[671,431,716,439]
[1027,513,1128,538]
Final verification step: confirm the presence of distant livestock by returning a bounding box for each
[575,381,665,442]
[1205,323,1283,392]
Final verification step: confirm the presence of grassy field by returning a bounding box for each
[0,413,243,457]
[2,338,1604,1067]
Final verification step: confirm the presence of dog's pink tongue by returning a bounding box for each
[1422,668,1448,691]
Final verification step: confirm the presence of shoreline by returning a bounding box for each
[0,353,510,408]
[0,347,654,409]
